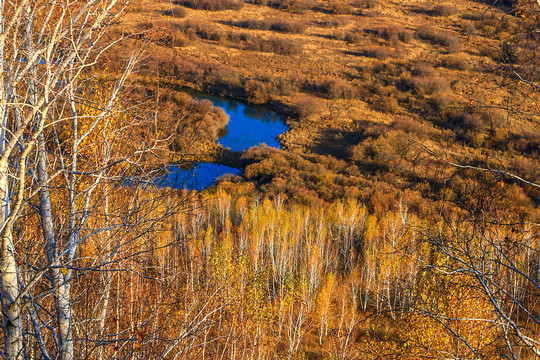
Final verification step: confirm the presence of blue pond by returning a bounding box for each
[207,95,287,152]
[164,91,287,190]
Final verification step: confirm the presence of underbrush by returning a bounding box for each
[416,25,462,52]
[232,18,307,33]
[367,25,413,43]
[161,5,187,17]
[175,20,302,55]
[432,3,457,16]
[244,36,303,55]
[360,46,401,59]
[174,0,244,10]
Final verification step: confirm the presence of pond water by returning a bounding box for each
[164,91,287,190]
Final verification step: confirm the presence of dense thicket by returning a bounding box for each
[38,186,536,359]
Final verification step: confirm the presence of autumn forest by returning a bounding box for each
[0,0,538,359]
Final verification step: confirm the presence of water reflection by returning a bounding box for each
[160,164,242,191]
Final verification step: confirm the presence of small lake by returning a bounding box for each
[164,91,287,190]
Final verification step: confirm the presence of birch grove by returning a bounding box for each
[0,1,145,358]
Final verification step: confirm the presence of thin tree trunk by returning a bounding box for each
[98,190,112,360]
[1,228,23,360]
[57,279,73,360]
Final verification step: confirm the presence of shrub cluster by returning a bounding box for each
[315,17,350,28]
[272,0,316,13]
[244,80,274,102]
[360,46,399,59]
[161,6,187,17]
[174,0,244,10]
[244,36,302,55]
[439,54,472,70]
[410,76,450,95]
[461,22,476,36]
[176,20,230,41]
[416,25,462,52]
[295,96,324,120]
[327,0,355,14]
[321,78,356,99]
[134,21,188,48]
[352,0,379,9]
[372,25,413,43]
[432,3,457,16]
[233,18,306,33]
[175,21,302,55]
[334,29,363,43]
[249,0,316,13]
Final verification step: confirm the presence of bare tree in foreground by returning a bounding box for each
[409,1,540,357]
[0,1,186,358]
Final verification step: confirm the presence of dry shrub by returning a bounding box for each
[461,22,476,36]
[323,79,356,99]
[137,21,155,31]
[513,131,540,155]
[373,95,399,114]
[432,3,457,16]
[161,6,187,17]
[360,46,398,58]
[142,52,242,90]
[295,96,324,120]
[416,25,462,52]
[156,92,230,151]
[174,0,244,10]
[234,18,306,33]
[269,19,306,33]
[411,76,449,95]
[336,29,363,43]
[269,0,316,13]
[374,25,413,43]
[244,80,274,102]
[328,0,354,14]
[445,108,506,133]
[479,12,518,36]
[245,36,302,55]
[158,33,189,47]
[317,17,350,28]
[274,76,302,96]
[352,0,379,8]
[412,62,437,77]
[176,20,257,46]
[392,116,432,137]
[135,20,190,47]
[510,156,540,184]
[177,20,226,41]
[440,54,472,70]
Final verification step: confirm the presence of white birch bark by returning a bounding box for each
[0,1,23,357]
[0,228,22,360]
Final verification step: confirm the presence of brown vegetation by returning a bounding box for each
[416,25,462,52]
[175,0,245,10]
[122,0,539,237]
[232,18,307,33]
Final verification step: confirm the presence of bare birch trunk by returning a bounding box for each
[0,1,22,354]
[58,278,73,360]
[0,228,22,360]
[98,190,112,360]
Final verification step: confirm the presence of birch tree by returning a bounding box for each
[0,1,161,359]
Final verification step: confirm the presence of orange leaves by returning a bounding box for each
[135,329,145,342]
